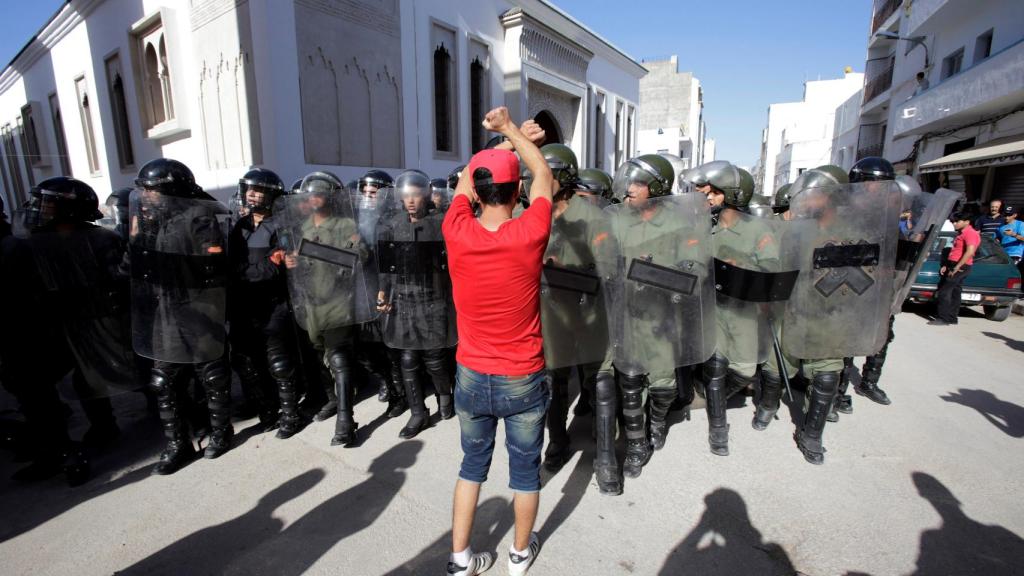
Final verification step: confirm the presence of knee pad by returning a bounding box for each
[399,349,420,374]
[268,353,295,382]
[149,368,174,395]
[619,373,646,394]
[812,371,840,396]
[422,350,447,374]
[703,353,729,381]
[594,372,616,405]
[325,348,350,375]
[201,361,230,392]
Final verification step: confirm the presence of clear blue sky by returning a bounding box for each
[2,0,871,166]
[553,0,872,165]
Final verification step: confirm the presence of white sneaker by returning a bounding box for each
[508,532,541,576]
[446,551,494,576]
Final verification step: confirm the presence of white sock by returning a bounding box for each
[452,547,472,566]
[510,544,530,558]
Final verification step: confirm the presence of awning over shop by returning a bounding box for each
[919,136,1024,174]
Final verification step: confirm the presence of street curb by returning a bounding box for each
[1013,299,1024,315]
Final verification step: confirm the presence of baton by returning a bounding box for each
[767,317,794,403]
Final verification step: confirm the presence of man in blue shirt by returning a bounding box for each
[999,205,1024,262]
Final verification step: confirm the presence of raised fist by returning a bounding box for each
[483,107,512,133]
[520,119,546,146]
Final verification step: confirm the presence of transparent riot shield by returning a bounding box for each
[129,190,229,364]
[892,187,960,314]
[600,194,716,376]
[712,209,801,365]
[27,225,139,397]
[274,188,376,342]
[540,194,614,369]
[782,182,901,359]
[376,189,456,350]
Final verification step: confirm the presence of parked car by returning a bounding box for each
[907,232,1021,321]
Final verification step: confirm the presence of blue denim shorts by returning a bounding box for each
[454,364,549,492]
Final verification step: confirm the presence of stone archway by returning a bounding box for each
[533,110,562,147]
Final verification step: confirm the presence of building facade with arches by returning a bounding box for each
[0,0,645,210]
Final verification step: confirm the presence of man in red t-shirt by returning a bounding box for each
[441,107,553,576]
[930,211,980,325]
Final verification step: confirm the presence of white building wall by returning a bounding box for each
[0,0,643,211]
[757,72,863,193]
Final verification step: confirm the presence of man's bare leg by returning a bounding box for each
[512,491,539,551]
[452,479,481,553]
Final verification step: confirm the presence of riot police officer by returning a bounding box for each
[754,167,901,464]
[698,161,787,456]
[229,167,307,438]
[278,172,372,447]
[844,156,898,408]
[130,158,234,474]
[376,170,457,439]
[600,154,715,491]
[354,170,405,409]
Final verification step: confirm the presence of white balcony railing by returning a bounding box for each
[894,38,1024,137]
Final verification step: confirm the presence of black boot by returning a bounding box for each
[647,386,677,451]
[269,346,303,439]
[385,369,407,419]
[836,363,854,415]
[753,371,783,431]
[796,371,839,465]
[424,348,455,420]
[593,372,622,495]
[328,349,359,447]
[80,396,121,449]
[399,374,429,440]
[202,362,234,459]
[857,316,893,405]
[620,373,651,478]
[704,355,729,456]
[61,443,91,487]
[150,369,198,475]
[315,371,338,422]
[670,365,695,417]
[544,372,572,471]
[855,361,891,405]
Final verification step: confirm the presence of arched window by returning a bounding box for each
[434,44,453,153]
[145,43,166,125]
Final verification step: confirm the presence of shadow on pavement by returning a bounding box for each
[113,468,326,575]
[537,412,595,543]
[657,488,797,575]
[907,472,1024,575]
[940,388,1024,438]
[115,440,422,575]
[982,331,1024,354]
[383,497,514,575]
[0,397,162,544]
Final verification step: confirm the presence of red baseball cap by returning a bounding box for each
[467,149,520,188]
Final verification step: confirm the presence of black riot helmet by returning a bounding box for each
[576,168,613,200]
[299,171,343,214]
[430,178,448,193]
[291,178,303,193]
[849,156,896,183]
[238,167,285,215]
[541,143,579,190]
[358,170,393,194]
[395,169,431,198]
[135,158,203,198]
[447,164,467,190]
[25,177,104,229]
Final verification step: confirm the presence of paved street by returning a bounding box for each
[2,306,1023,576]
